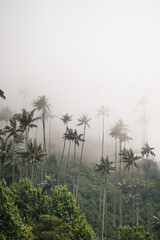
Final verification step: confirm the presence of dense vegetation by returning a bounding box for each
[0,89,160,240]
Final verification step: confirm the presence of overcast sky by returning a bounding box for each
[1,0,160,159]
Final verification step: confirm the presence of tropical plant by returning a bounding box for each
[39,175,56,196]
[120,148,141,179]
[58,113,72,185]
[76,114,91,201]
[33,95,51,181]
[96,156,115,240]
[17,139,45,187]
[141,142,155,232]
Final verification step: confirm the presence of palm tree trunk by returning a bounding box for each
[64,140,71,185]
[119,141,122,227]
[76,125,86,201]
[2,163,5,179]
[113,138,117,227]
[31,160,34,188]
[102,177,106,240]
[147,154,150,232]
[136,206,139,225]
[73,143,76,198]
[100,178,102,211]
[102,115,104,158]
[42,114,46,182]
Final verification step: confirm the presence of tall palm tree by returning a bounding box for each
[4,117,24,183]
[14,109,39,178]
[0,89,6,99]
[120,148,141,179]
[110,124,121,227]
[58,113,72,185]
[14,109,39,146]
[76,114,91,201]
[141,142,155,232]
[39,175,56,196]
[97,105,109,158]
[72,129,84,198]
[97,105,109,212]
[0,106,13,125]
[33,96,50,152]
[96,156,115,240]
[63,127,74,184]
[114,119,129,228]
[18,139,45,187]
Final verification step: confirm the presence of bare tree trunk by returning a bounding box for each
[102,178,106,240]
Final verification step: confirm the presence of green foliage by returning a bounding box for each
[32,214,74,240]
[119,225,153,240]
[0,180,30,240]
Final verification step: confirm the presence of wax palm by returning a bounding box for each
[125,193,139,226]
[96,156,115,240]
[141,142,155,232]
[76,114,91,201]
[138,97,148,144]
[33,95,50,152]
[72,129,84,198]
[110,124,121,227]
[97,105,109,158]
[120,148,140,179]
[18,139,45,187]
[14,109,39,145]
[58,113,72,185]
[0,106,13,124]
[39,175,56,196]
[114,119,129,227]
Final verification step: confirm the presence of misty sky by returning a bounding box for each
[1,0,160,159]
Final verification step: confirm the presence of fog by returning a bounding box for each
[1,0,160,161]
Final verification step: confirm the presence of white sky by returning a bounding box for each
[1,0,160,160]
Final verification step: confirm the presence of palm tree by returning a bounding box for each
[63,128,74,184]
[72,129,84,198]
[4,117,24,183]
[97,105,109,158]
[114,119,129,228]
[39,175,56,196]
[0,89,6,99]
[125,193,139,226]
[18,139,45,187]
[14,109,39,146]
[0,138,13,179]
[33,96,50,152]
[58,113,72,185]
[76,114,91,201]
[141,142,155,232]
[14,109,39,178]
[33,96,51,182]
[96,156,115,240]
[120,148,141,179]
[97,106,109,212]
[0,106,13,125]
[110,124,121,227]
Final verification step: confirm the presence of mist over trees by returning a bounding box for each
[0,88,160,240]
